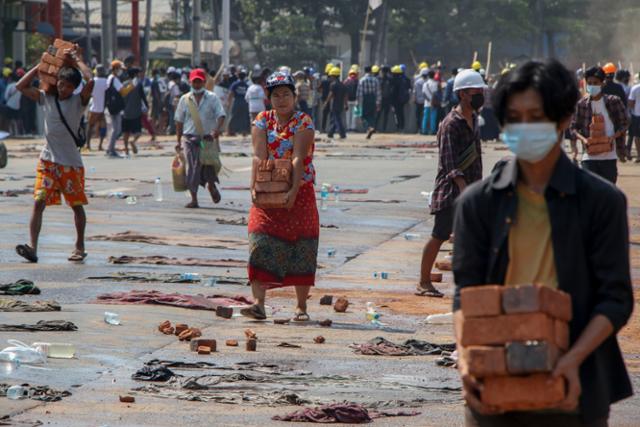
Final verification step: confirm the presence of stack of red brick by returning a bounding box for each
[460,284,572,411]
[587,114,611,155]
[254,159,292,208]
[37,39,75,94]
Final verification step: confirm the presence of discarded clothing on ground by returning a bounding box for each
[0,298,60,312]
[86,271,246,285]
[272,403,421,423]
[350,337,455,356]
[145,359,218,370]
[0,280,40,295]
[216,217,248,226]
[0,320,77,332]
[131,365,176,382]
[95,290,252,311]
[0,383,72,402]
[90,231,246,250]
[107,255,246,268]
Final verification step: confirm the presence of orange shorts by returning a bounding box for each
[34,159,88,207]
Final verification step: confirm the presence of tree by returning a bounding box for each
[152,19,184,40]
[261,14,327,69]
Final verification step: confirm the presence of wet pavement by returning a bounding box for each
[0,133,638,426]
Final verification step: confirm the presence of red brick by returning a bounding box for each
[463,346,507,377]
[460,285,503,318]
[38,62,50,73]
[215,306,233,319]
[226,339,238,347]
[481,373,565,411]
[174,324,189,335]
[254,181,290,193]
[244,328,257,339]
[460,313,555,347]
[334,297,349,313]
[274,159,292,171]
[161,326,174,335]
[119,395,135,403]
[179,327,201,341]
[158,320,171,332]
[190,339,216,352]
[256,170,272,182]
[42,53,65,67]
[246,339,257,351]
[197,346,211,355]
[53,38,74,50]
[319,295,333,305]
[314,336,326,344]
[254,192,287,208]
[271,168,291,183]
[319,319,333,327]
[39,73,57,85]
[434,259,452,271]
[502,285,572,321]
[505,341,560,374]
[258,159,275,171]
[555,319,570,351]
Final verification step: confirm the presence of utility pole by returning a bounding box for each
[132,0,140,64]
[142,0,152,69]
[192,0,201,66]
[84,0,91,62]
[111,0,118,56]
[222,0,229,67]
[101,0,113,64]
[49,0,62,38]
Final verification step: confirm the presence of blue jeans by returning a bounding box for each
[328,110,346,138]
[422,106,438,135]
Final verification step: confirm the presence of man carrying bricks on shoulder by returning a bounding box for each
[15,44,94,263]
[416,69,486,298]
[452,60,633,426]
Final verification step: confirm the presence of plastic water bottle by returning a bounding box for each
[32,343,76,359]
[104,312,121,326]
[126,196,137,205]
[404,233,421,240]
[180,273,200,282]
[154,177,163,202]
[327,248,336,257]
[6,385,29,400]
[0,355,19,375]
[333,185,340,203]
[366,302,381,323]
[204,277,217,287]
[320,184,329,211]
[373,272,389,280]
[425,312,454,324]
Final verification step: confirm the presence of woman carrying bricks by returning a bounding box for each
[242,71,318,321]
[452,60,633,426]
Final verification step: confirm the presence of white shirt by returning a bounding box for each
[583,97,617,161]
[629,84,640,117]
[245,83,265,113]
[174,90,226,136]
[4,83,21,110]
[106,74,123,92]
[422,79,439,106]
[89,77,108,113]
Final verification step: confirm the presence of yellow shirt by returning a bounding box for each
[504,182,558,289]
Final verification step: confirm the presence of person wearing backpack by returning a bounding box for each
[14,45,94,263]
[174,69,226,208]
[104,60,134,158]
[391,65,411,132]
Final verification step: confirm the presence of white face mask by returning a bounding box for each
[191,87,205,95]
[586,84,601,97]
[500,123,559,163]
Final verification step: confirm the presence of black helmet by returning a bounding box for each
[265,71,296,95]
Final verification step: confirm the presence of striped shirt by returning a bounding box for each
[356,74,381,106]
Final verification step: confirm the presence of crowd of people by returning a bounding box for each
[5,40,637,426]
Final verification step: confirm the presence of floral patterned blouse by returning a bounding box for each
[254,110,316,184]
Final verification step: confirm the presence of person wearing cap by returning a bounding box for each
[3,71,22,135]
[246,72,267,121]
[174,68,226,208]
[121,67,148,157]
[391,65,411,132]
[343,67,360,132]
[166,70,182,135]
[413,68,429,133]
[87,64,108,151]
[443,68,460,114]
[324,67,348,139]
[602,63,627,107]
[227,68,250,137]
[415,68,486,298]
[243,71,318,321]
[571,66,628,183]
[105,60,134,157]
[356,65,381,139]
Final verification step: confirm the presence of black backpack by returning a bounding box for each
[105,77,125,115]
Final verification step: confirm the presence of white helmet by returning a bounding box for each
[453,68,487,92]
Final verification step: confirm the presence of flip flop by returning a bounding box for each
[240,304,267,320]
[293,311,311,322]
[211,186,221,204]
[185,202,200,209]
[68,251,87,262]
[415,287,444,298]
[16,244,38,263]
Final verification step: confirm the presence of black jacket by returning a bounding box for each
[452,153,633,421]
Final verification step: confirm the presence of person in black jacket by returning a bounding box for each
[390,65,411,132]
[453,60,633,426]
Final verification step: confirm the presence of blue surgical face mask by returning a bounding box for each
[586,84,601,97]
[500,123,559,163]
[191,87,205,94]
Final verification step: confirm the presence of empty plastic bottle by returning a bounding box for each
[320,184,329,211]
[104,312,121,326]
[31,343,76,359]
[180,273,200,281]
[125,196,137,205]
[327,248,337,257]
[0,355,19,375]
[204,277,217,287]
[154,177,163,202]
[404,233,421,240]
[425,312,454,324]
[6,385,29,400]
[333,185,340,203]
[366,302,381,322]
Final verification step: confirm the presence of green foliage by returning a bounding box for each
[260,14,326,69]
[26,33,49,67]
[152,19,184,40]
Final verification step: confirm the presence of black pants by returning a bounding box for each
[376,102,391,132]
[415,103,424,133]
[582,159,617,184]
[321,103,331,133]
[465,407,607,427]
[392,102,405,131]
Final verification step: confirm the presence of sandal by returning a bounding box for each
[240,304,267,320]
[185,202,200,209]
[415,286,444,298]
[210,185,221,204]
[293,311,311,322]
[68,250,88,262]
[16,244,38,263]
